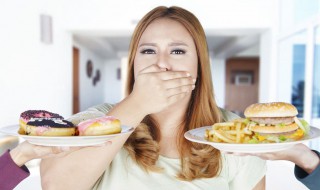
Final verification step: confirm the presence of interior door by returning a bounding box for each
[225,57,259,117]
[73,47,80,114]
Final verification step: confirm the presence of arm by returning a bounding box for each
[294,149,320,190]
[291,147,320,174]
[41,97,145,190]
[235,144,320,190]
[0,141,78,190]
[40,65,195,190]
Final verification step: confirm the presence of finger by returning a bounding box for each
[51,146,63,154]
[167,92,189,105]
[163,77,195,89]
[220,151,253,157]
[139,64,166,74]
[166,85,195,97]
[90,141,113,147]
[157,71,191,80]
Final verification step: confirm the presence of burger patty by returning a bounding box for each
[257,129,297,136]
[250,117,295,125]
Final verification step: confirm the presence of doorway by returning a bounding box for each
[225,57,259,117]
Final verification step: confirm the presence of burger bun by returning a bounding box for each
[244,102,298,118]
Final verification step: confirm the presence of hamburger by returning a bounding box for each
[244,102,310,143]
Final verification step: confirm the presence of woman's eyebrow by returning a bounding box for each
[169,42,188,47]
[138,43,157,47]
[139,42,189,47]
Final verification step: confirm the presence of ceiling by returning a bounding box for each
[73,29,262,60]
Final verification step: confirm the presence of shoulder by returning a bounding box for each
[218,108,240,122]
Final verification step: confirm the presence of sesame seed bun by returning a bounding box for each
[244,102,298,118]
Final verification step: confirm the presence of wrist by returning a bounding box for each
[289,144,320,174]
[9,147,31,167]
[299,150,320,174]
[126,93,149,117]
[108,94,147,128]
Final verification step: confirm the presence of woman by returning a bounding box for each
[41,6,266,190]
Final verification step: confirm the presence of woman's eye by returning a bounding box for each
[140,49,156,54]
[171,49,186,55]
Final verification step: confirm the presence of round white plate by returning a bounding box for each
[184,126,320,153]
[0,125,134,146]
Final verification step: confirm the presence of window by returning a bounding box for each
[291,44,306,117]
[279,0,320,152]
[278,31,307,118]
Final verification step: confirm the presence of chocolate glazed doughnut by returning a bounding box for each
[25,118,76,136]
[19,110,64,134]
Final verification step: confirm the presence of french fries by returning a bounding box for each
[205,119,253,143]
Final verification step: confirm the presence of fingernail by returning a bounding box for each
[186,72,191,77]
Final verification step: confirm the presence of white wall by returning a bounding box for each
[103,59,122,104]
[73,41,106,111]
[0,1,72,126]
[211,58,226,108]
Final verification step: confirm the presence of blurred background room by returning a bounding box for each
[0,0,319,189]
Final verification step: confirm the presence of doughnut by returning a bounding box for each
[25,118,76,136]
[78,116,121,136]
[19,110,63,134]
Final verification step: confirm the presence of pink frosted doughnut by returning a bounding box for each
[77,116,121,136]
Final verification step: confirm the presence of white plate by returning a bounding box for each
[0,125,134,147]
[184,126,320,153]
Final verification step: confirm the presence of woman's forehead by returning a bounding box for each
[138,18,194,44]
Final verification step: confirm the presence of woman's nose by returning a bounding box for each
[156,53,171,71]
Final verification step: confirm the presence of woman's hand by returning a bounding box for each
[130,64,196,115]
[10,141,111,167]
[225,143,320,174]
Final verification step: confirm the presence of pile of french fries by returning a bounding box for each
[205,119,253,143]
